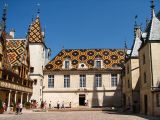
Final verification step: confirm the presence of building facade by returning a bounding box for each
[138,7,160,116]
[123,2,160,116]
[122,25,141,113]
[28,14,51,104]
[0,7,33,111]
[43,49,125,108]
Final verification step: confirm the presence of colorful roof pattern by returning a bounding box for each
[6,40,26,66]
[0,31,11,70]
[28,17,43,43]
[45,49,125,71]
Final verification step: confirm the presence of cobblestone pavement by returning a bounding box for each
[0,111,159,120]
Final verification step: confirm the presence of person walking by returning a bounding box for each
[15,102,20,115]
[19,103,23,114]
[49,101,51,109]
[61,101,64,109]
[57,101,60,109]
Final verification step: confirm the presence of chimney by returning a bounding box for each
[9,29,15,38]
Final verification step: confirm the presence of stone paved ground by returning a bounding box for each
[0,111,159,120]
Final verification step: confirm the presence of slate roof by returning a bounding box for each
[146,10,160,41]
[45,49,125,71]
[28,17,43,43]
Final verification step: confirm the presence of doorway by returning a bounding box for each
[79,94,85,106]
[144,95,148,115]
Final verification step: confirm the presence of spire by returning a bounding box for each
[2,4,7,31]
[124,41,127,49]
[151,0,155,18]
[134,15,138,27]
[37,3,40,18]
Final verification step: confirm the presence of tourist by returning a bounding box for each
[61,101,64,109]
[69,102,71,108]
[44,101,47,109]
[85,99,87,106]
[49,101,51,109]
[15,102,20,115]
[3,102,6,112]
[57,101,60,109]
[19,103,23,114]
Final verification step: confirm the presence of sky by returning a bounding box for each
[0,0,160,58]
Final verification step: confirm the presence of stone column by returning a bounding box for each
[27,93,29,102]
[7,90,12,111]
[14,91,17,104]
[20,92,23,104]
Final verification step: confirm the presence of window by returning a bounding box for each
[95,74,102,87]
[144,72,147,83]
[65,61,69,69]
[128,79,130,88]
[95,60,101,68]
[48,75,54,88]
[156,94,160,107]
[40,79,43,86]
[64,75,70,88]
[30,67,34,73]
[34,79,37,85]
[80,75,86,87]
[127,65,129,74]
[111,74,118,87]
[40,89,41,96]
[143,54,145,64]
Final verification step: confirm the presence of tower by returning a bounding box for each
[28,9,51,104]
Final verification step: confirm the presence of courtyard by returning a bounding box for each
[0,111,159,120]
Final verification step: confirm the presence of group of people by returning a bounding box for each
[49,101,72,109]
[56,101,65,109]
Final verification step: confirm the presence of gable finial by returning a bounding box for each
[124,40,127,49]
[151,0,155,17]
[134,15,138,26]
[37,3,40,17]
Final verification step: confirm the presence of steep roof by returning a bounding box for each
[28,17,43,43]
[45,49,125,71]
[6,40,27,66]
[146,10,160,41]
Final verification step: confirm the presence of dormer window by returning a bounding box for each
[95,61,101,68]
[65,61,69,69]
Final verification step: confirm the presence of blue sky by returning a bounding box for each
[0,0,160,58]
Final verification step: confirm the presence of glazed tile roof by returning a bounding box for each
[6,40,26,66]
[0,31,11,70]
[45,49,125,71]
[28,17,43,43]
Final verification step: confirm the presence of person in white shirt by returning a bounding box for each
[19,103,23,114]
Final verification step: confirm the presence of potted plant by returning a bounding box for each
[0,98,4,114]
[25,102,31,109]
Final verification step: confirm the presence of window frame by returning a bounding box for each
[48,75,54,88]
[156,94,160,107]
[111,74,118,87]
[64,75,70,88]
[80,75,86,87]
[64,61,70,69]
[95,74,102,87]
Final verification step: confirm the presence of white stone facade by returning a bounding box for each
[43,72,122,108]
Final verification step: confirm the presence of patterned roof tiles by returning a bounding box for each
[45,49,125,71]
[6,40,26,66]
[28,17,43,43]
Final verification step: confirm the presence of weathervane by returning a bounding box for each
[151,0,155,10]
[37,3,40,17]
